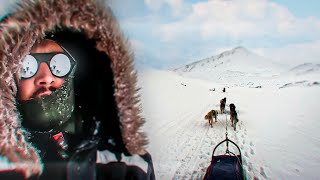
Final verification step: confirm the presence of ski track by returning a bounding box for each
[161,98,271,180]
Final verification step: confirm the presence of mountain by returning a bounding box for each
[172,46,285,87]
[276,63,320,88]
[287,63,320,76]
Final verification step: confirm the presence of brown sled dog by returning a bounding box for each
[220,97,226,114]
[205,110,218,128]
[229,103,239,131]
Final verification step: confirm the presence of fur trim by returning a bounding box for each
[0,0,147,176]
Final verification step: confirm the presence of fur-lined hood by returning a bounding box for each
[0,0,147,176]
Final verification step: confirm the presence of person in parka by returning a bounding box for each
[0,0,155,179]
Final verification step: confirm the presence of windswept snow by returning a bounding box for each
[138,68,320,180]
[288,63,320,76]
[173,47,284,75]
[173,47,286,88]
[172,47,320,89]
[274,63,320,88]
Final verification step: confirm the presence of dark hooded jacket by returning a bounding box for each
[0,0,155,179]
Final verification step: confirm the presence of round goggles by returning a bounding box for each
[21,51,76,79]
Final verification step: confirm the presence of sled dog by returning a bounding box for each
[205,110,218,128]
[220,97,226,114]
[229,103,239,131]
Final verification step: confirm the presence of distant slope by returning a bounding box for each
[276,63,320,88]
[173,46,284,74]
[287,63,320,76]
[172,47,285,87]
[172,47,320,88]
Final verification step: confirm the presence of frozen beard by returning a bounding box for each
[18,76,75,132]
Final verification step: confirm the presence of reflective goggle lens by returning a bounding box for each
[21,55,38,78]
[21,53,73,79]
[50,54,71,77]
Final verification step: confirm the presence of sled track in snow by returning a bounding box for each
[155,103,213,180]
[173,114,211,179]
[171,105,269,180]
[172,115,238,179]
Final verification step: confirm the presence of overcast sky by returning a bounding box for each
[109,0,320,69]
[1,1,320,69]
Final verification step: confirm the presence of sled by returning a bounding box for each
[203,137,244,180]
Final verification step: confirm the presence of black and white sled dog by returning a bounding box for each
[229,103,239,131]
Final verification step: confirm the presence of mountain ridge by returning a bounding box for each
[171,46,319,88]
[173,46,284,75]
[173,46,250,72]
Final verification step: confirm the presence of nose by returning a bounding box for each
[34,62,55,86]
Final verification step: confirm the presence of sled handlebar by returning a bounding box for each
[212,138,242,157]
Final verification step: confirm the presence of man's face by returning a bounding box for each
[18,40,65,100]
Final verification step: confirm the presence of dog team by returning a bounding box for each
[204,97,239,131]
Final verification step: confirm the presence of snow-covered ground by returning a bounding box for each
[138,68,320,180]
[172,47,320,89]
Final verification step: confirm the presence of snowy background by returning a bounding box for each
[0,1,319,179]
[137,47,320,179]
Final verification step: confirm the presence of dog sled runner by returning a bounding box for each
[203,115,244,180]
